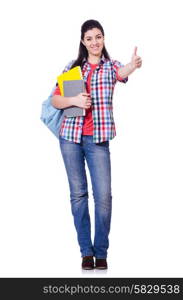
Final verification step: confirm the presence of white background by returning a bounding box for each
[0,0,183,277]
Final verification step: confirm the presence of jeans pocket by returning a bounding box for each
[59,137,67,144]
[97,141,109,147]
[59,137,74,144]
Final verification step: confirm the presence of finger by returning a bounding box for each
[135,56,141,61]
[134,46,138,56]
[82,93,90,96]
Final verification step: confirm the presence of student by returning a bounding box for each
[51,19,142,270]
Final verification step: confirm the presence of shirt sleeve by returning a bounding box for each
[53,60,76,96]
[112,60,128,83]
[52,84,61,96]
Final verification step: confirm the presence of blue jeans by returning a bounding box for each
[59,135,112,259]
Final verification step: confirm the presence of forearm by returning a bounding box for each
[51,95,75,109]
[118,62,136,78]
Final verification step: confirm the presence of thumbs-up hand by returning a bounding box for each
[131,46,142,69]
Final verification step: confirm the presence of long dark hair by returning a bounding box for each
[70,19,110,69]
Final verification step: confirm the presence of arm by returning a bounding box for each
[51,81,91,109]
[117,46,142,78]
[117,62,136,78]
[51,93,91,110]
[51,95,75,109]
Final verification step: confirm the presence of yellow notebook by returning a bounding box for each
[57,66,83,96]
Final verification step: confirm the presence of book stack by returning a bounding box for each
[57,66,86,117]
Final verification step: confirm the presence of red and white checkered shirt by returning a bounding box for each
[53,55,128,143]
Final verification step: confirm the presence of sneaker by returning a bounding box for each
[95,258,108,269]
[82,256,94,270]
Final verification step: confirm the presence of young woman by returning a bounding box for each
[51,19,142,270]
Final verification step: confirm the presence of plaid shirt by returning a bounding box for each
[55,55,128,143]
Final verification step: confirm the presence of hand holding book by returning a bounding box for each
[57,66,88,117]
[72,93,91,109]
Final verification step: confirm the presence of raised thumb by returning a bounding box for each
[134,46,137,56]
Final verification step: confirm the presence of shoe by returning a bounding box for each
[95,258,108,269]
[82,256,94,270]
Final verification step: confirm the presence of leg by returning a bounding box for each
[83,136,112,259]
[59,137,94,257]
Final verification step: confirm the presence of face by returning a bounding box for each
[81,28,104,57]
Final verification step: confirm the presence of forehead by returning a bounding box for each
[84,28,103,38]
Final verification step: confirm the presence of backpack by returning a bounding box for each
[40,85,64,139]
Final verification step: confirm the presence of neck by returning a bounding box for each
[87,54,101,65]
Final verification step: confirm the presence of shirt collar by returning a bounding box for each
[82,54,106,65]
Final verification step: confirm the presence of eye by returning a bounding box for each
[97,36,101,39]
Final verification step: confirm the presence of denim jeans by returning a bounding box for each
[59,135,112,259]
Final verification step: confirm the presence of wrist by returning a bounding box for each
[130,62,136,71]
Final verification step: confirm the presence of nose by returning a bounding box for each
[91,38,99,45]
[92,41,99,46]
